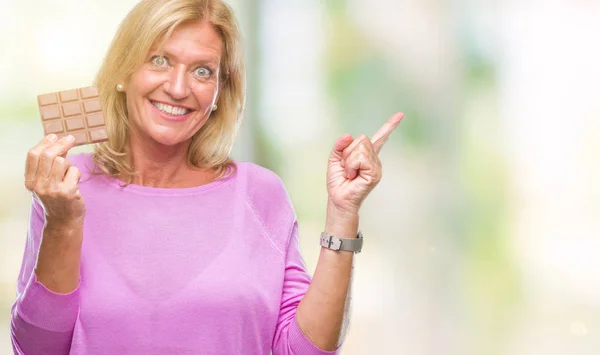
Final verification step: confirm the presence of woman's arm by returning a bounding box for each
[11,199,82,355]
[35,221,83,293]
[296,113,404,351]
[12,134,86,354]
[295,204,358,351]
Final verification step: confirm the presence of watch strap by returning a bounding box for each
[320,231,363,253]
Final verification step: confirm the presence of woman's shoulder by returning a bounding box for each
[233,160,295,214]
[233,161,289,197]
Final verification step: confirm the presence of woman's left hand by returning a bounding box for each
[326,112,404,216]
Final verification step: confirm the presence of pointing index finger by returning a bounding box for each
[371,112,404,154]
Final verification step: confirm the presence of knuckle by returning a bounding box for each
[358,143,370,153]
[31,182,41,193]
[24,180,34,190]
[27,150,40,160]
[66,184,78,195]
[55,156,65,165]
[41,151,54,161]
[33,180,46,192]
[71,166,81,178]
[70,188,82,200]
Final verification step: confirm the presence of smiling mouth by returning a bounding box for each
[150,100,193,116]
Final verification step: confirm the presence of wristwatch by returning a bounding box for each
[320,231,363,253]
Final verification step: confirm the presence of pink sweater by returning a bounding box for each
[11,152,340,355]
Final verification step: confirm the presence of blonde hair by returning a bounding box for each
[92,0,245,184]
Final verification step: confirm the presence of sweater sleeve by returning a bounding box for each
[271,221,342,355]
[10,196,80,355]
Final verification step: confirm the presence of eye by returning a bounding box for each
[193,67,212,78]
[151,55,169,68]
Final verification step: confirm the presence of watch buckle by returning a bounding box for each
[325,235,343,251]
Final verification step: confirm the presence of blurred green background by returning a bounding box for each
[2,0,600,354]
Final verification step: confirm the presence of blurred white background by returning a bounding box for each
[1,0,599,354]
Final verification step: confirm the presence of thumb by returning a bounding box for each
[332,134,354,156]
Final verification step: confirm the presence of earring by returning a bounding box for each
[116,84,124,92]
[211,104,218,111]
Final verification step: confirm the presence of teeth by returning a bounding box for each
[151,101,190,116]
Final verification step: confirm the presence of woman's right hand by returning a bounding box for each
[24,134,86,227]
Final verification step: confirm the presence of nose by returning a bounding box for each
[163,66,190,100]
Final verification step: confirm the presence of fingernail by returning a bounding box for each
[47,134,57,142]
[66,135,75,142]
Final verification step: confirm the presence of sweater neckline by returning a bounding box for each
[93,159,238,196]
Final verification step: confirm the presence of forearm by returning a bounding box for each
[296,203,358,351]
[35,221,83,294]
[11,215,82,354]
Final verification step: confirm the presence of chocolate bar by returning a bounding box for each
[37,86,108,146]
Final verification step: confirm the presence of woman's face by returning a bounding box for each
[124,21,222,147]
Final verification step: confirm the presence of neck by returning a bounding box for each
[128,134,196,188]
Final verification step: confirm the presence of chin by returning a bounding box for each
[147,129,188,147]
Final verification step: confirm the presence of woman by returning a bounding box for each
[11,0,403,354]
